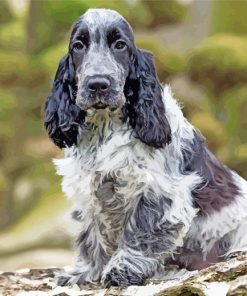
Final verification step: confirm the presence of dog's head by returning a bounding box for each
[44,9,171,148]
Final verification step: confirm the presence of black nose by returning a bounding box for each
[87,76,110,94]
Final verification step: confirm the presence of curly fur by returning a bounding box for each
[43,8,247,287]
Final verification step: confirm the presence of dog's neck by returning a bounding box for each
[85,108,124,129]
[76,107,131,149]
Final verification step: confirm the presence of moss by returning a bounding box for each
[137,37,186,81]
[188,35,247,95]
[228,286,247,296]
[156,282,205,296]
[205,264,247,283]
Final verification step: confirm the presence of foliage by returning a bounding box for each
[0,20,26,51]
[220,85,247,178]
[188,35,247,96]
[0,51,49,88]
[223,85,247,139]
[188,35,247,178]
[137,37,186,81]
[212,0,247,35]
[0,0,14,24]
[190,111,227,151]
[40,42,68,75]
[144,0,187,27]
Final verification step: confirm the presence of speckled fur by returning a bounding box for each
[54,86,247,286]
[43,9,247,287]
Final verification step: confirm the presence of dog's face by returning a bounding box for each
[44,9,171,149]
[71,10,133,111]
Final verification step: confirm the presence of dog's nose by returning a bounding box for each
[87,76,110,94]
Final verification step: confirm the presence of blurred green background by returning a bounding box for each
[0,0,247,271]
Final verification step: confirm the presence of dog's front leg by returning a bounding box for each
[101,173,198,287]
[57,171,118,287]
[57,207,110,286]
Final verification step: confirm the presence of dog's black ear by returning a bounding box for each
[124,49,171,148]
[43,54,86,148]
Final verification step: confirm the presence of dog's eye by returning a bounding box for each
[114,40,127,50]
[73,41,85,51]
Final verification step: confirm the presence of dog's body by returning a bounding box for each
[44,9,247,287]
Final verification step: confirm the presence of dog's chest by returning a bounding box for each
[56,115,141,248]
[94,178,128,250]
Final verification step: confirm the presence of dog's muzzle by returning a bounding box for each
[86,75,111,109]
[76,74,123,110]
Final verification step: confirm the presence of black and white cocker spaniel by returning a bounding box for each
[44,9,247,287]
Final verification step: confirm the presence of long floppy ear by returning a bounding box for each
[124,49,171,148]
[43,54,86,148]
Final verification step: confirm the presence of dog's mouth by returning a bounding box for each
[76,89,126,112]
[76,98,123,112]
[92,102,108,109]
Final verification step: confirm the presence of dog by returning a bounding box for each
[43,8,247,287]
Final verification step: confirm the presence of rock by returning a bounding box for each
[1,253,247,296]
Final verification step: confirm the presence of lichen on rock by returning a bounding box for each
[1,253,247,296]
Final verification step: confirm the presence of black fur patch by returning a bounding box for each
[182,131,239,215]
[124,193,183,255]
[123,49,171,149]
[43,55,86,148]
[103,266,146,287]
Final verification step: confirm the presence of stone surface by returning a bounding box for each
[1,253,247,296]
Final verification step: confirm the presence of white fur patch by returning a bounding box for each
[83,9,123,28]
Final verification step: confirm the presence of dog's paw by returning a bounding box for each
[56,270,88,286]
[102,266,145,287]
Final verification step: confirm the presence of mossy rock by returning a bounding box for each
[0,51,49,88]
[157,283,204,296]
[137,37,186,81]
[188,35,247,96]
